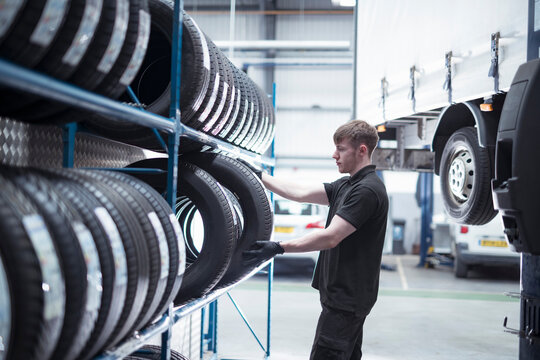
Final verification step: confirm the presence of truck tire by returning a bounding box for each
[454,252,468,278]
[439,126,497,225]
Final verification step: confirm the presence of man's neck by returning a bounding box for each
[349,158,372,176]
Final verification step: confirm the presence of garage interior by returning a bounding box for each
[0,0,538,360]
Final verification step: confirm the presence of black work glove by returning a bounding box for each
[237,158,263,180]
[243,241,284,266]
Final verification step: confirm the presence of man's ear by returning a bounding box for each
[358,144,368,156]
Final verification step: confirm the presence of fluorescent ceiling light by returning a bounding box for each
[331,0,356,7]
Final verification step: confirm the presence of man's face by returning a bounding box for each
[332,138,361,174]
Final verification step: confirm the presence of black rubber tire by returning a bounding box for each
[75,169,153,347]
[240,81,262,149]
[220,69,250,143]
[0,252,11,360]
[126,345,189,360]
[222,186,245,246]
[69,0,129,91]
[41,168,147,357]
[78,4,211,150]
[94,0,149,100]
[35,0,131,124]
[135,189,185,327]
[246,85,268,151]
[0,0,27,48]
[95,170,175,330]
[0,174,65,360]
[123,4,211,121]
[9,0,105,121]
[439,126,497,225]
[198,40,234,134]
[213,58,242,139]
[173,162,236,304]
[40,169,130,360]
[454,252,468,278]
[258,95,276,154]
[0,0,71,116]
[253,96,272,153]
[175,197,199,262]
[4,168,94,360]
[232,76,257,147]
[44,177,121,360]
[183,152,273,286]
[0,0,69,68]
[125,158,237,304]
[184,36,220,131]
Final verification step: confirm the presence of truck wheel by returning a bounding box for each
[454,253,468,278]
[439,127,497,225]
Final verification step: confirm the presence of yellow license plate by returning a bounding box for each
[480,239,508,247]
[274,226,294,234]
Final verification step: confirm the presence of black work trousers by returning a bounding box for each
[310,303,367,360]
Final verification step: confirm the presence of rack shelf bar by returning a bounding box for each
[173,260,273,322]
[0,58,176,133]
[0,58,275,167]
[93,259,272,360]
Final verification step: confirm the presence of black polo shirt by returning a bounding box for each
[312,165,388,316]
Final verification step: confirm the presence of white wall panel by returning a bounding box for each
[274,110,349,158]
[274,67,352,108]
[188,13,265,41]
[276,15,353,41]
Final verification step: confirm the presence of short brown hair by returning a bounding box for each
[333,120,379,156]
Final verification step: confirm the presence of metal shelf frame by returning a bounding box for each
[0,1,275,359]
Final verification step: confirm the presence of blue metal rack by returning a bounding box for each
[0,1,275,359]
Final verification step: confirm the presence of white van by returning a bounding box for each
[451,215,520,278]
[273,197,327,266]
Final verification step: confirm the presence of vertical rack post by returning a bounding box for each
[62,122,77,168]
[265,82,276,359]
[166,0,184,208]
[163,1,184,360]
[265,260,273,358]
[417,172,434,267]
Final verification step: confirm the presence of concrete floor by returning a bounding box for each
[208,255,521,360]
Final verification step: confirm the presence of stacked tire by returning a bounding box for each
[0,0,151,121]
[130,151,273,305]
[0,0,275,154]
[85,0,275,154]
[0,165,185,360]
[126,345,189,360]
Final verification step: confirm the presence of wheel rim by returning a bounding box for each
[448,147,474,202]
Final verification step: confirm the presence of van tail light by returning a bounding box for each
[306,220,325,229]
[460,226,469,234]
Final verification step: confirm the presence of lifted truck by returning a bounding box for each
[354,0,538,225]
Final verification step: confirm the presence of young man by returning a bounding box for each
[243,120,389,359]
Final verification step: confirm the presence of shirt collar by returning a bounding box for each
[348,165,376,184]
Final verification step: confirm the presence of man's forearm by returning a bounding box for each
[280,229,337,253]
[280,214,356,253]
[261,173,329,205]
